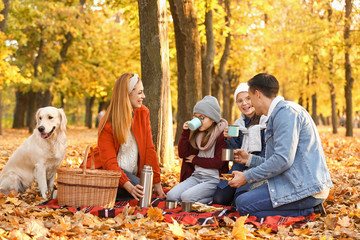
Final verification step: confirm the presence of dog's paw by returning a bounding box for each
[41,190,49,200]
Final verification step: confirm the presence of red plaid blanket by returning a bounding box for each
[37,197,316,231]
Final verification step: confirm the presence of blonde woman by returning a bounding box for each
[82,73,165,201]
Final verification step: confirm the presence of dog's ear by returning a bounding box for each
[58,108,67,132]
[35,108,42,126]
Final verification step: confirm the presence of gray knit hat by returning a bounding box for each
[193,95,221,123]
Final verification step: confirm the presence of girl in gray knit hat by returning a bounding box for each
[166,96,229,204]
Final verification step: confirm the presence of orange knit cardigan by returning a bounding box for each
[82,105,161,187]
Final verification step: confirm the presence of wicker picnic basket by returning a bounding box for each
[56,145,121,208]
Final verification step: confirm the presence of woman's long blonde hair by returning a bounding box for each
[98,73,135,144]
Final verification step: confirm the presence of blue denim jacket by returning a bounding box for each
[244,100,333,207]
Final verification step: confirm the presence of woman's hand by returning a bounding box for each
[233,149,249,164]
[183,121,189,130]
[224,126,229,138]
[185,155,196,163]
[123,181,144,201]
[154,182,166,197]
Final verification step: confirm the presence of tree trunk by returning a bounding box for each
[311,93,318,125]
[344,0,353,136]
[0,0,11,135]
[327,5,338,134]
[330,83,337,132]
[98,100,109,114]
[0,0,11,32]
[201,2,215,97]
[96,100,109,128]
[169,0,202,144]
[27,91,37,132]
[60,93,65,109]
[226,70,239,123]
[306,72,310,112]
[36,89,53,108]
[212,0,231,101]
[12,90,28,129]
[53,32,73,78]
[298,93,303,107]
[222,79,230,121]
[28,31,45,133]
[311,54,319,125]
[138,0,174,167]
[85,96,95,129]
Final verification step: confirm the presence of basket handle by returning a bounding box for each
[82,145,95,174]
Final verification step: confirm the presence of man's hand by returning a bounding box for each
[228,171,248,188]
[234,149,249,164]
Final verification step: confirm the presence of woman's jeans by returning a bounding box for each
[116,170,140,201]
[166,174,219,204]
[235,183,324,218]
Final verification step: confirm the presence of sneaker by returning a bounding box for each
[313,203,327,216]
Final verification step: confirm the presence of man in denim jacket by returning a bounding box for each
[229,73,333,218]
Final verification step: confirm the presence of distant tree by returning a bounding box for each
[213,0,231,101]
[344,0,353,136]
[85,96,95,129]
[0,0,11,134]
[326,2,338,134]
[0,0,10,32]
[223,69,239,122]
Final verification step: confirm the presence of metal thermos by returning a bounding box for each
[139,165,153,208]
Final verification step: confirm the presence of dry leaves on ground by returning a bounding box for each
[0,126,360,239]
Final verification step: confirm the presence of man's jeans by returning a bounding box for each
[235,183,324,218]
[116,170,140,201]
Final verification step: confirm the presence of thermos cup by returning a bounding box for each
[222,148,234,161]
[228,125,240,137]
[181,202,193,212]
[188,117,202,131]
[139,165,153,208]
[165,200,178,209]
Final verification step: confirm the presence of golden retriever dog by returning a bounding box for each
[0,106,67,199]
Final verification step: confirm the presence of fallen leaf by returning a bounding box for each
[277,226,291,237]
[338,216,351,227]
[232,215,249,239]
[24,218,49,238]
[293,228,313,236]
[6,196,22,206]
[257,225,272,237]
[8,229,32,240]
[168,218,184,237]
[325,214,338,230]
[147,206,164,221]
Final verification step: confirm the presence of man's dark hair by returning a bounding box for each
[247,73,279,98]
